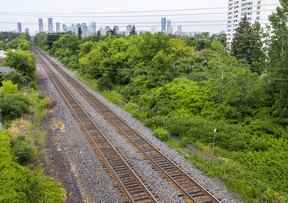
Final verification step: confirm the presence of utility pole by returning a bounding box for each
[212,128,217,155]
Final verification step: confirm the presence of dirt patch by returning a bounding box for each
[44,114,83,203]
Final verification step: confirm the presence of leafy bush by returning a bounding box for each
[153,128,169,142]
[0,94,30,121]
[11,136,33,165]
[0,71,33,88]
[0,132,65,203]
[0,81,30,121]
[7,35,31,50]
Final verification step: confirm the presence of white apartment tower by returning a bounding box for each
[226,0,279,47]
[226,0,262,47]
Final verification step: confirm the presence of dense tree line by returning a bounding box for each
[35,1,288,202]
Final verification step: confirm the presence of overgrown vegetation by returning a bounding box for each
[34,1,288,202]
[0,131,65,202]
[0,34,66,202]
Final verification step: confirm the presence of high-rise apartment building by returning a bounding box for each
[17,22,22,33]
[226,0,279,47]
[161,17,167,33]
[81,23,88,37]
[167,20,173,34]
[38,18,44,32]
[48,18,54,33]
[25,28,29,34]
[62,24,68,32]
[89,22,97,35]
[176,25,183,36]
[56,22,61,33]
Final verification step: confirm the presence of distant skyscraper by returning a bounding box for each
[62,24,68,32]
[81,23,88,37]
[161,17,167,33]
[25,28,29,35]
[89,22,97,35]
[71,24,77,34]
[167,20,173,34]
[48,18,53,33]
[38,18,44,32]
[176,25,183,36]
[17,22,22,33]
[56,22,61,33]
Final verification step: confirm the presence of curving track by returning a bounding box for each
[36,48,220,203]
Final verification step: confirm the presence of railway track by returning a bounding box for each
[36,48,220,203]
[37,50,159,203]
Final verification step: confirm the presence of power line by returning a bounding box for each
[0,7,227,15]
[0,4,278,15]
[0,20,229,25]
[0,12,226,18]
[0,8,277,18]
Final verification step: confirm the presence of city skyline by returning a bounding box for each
[0,0,230,34]
[0,0,279,35]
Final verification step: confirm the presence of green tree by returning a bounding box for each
[7,35,31,50]
[34,32,48,49]
[231,16,265,74]
[0,40,5,50]
[268,0,288,120]
[5,50,36,80]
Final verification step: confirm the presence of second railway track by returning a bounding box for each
[36,48,220,203]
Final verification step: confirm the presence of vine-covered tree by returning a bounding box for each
[231,16,265,74]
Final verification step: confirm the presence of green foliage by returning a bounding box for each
[11,136,33,165]
[5,49,36,80]
[138,78,209,117]
[0,32,20,42]
[268,0,288,120]
[0,93,30,121]
[0,80,18,94]
[0,81,29,121]
[34,32,48,50]
[153,128,169,142]
[0,132,65,203]
[7,35,31,50]
[0,40,5,50]
[0,71,33,88]
[231,17,266,74]
[0,81,30,121]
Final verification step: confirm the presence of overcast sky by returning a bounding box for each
[0,0,279,34]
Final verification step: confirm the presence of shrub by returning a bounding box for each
[0,72,32,88]
[11,137,33,165]
[0,94,30,121]
[0,132,66,203]
[153,128,169,142]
